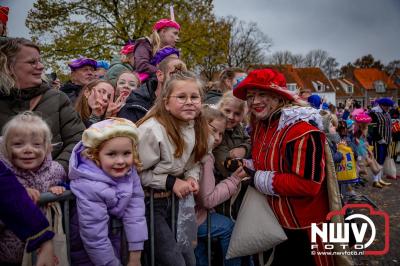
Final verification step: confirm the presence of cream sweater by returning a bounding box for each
[137,117,200,190]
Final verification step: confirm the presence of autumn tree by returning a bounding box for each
[353,54,384,70]
[26,0,230,72]
[226,16,272,69]
[340,54,386,77]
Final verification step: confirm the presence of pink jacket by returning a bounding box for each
[195,154,241,225]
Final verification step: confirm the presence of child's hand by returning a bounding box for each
[26,188,40,204]
[173,178,192,199]
[187,177,199,195]
[232,166,247,180]
[49,186,65,195]
[88,89,108,116]
[229,147,246,159]
[127,251,141,266]
[35,239,57,266]
[105,93,125,118]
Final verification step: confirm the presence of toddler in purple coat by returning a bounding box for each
[69,117,147,266]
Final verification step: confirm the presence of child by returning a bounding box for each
[137,71,209,266]
[75,79,120,127]
[0,111,66,264]
[195,105,243,266]
[320,110,343,164]
[69,117,147,266]
[134,19,180,78]
[115,70,141,100]
[354,113,390,188]
[0,160,56,266]
[214,91,251,180]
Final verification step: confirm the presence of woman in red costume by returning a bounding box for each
[233,68,335,266]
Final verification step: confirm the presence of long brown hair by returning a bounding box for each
[75,79,114,122]
[137,71,208,162]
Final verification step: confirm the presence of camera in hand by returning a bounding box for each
[224,158,256,177]
[224,158,244,172]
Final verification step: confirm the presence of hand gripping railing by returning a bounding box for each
[37,190,75,266]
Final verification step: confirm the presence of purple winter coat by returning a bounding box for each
[69,142,147,266]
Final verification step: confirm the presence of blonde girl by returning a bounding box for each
[214,90,251,179]
[69,118,147,266]
[195,105,244,266]
[136,71,208,266]
[134,19,180,76]
[0,111,66,264]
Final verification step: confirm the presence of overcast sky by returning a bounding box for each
[4,0,400,65]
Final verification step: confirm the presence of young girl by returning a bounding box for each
[75,79,122,127]
[195,105,243,266]
[0,111,66,264]
[137,71,208,266]
[214,91,251,180]
[354,113,390,188]
[115,70,140,100]
[69,117,147,266]
[134,18,180,77]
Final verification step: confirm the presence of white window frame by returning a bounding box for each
[287,83,297,92]
[347,85,354,94]
[374,80,386,93]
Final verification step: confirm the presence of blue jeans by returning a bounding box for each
[195,212,241,266]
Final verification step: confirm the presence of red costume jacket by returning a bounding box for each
[252,117,330,229]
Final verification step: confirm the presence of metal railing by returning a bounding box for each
[37,190,75,266]
[34,189,228,266]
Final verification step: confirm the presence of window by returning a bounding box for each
[374,80,386,93]
[287,83,297,91]
[346,85,353,94]
[312,81,325,92]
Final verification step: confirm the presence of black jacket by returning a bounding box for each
[118,77,158,123]
[60,81,83,105]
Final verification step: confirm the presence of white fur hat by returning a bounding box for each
[82,117,138,149]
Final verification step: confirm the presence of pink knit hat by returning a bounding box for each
[153,19,181,31]
[354,113,372,124]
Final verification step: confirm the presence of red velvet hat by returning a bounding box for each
[0,6,9,26]
[233,68,296,101]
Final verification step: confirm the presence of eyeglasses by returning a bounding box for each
[16,58,43,68]
[170,94,201,104]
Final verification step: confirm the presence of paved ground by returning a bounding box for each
[349,165,400,265]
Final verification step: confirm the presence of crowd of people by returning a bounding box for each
[1,7,398,266]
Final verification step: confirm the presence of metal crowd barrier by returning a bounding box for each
[147,188,216,266]
[34,189,222,266]
[37,190,75,266]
